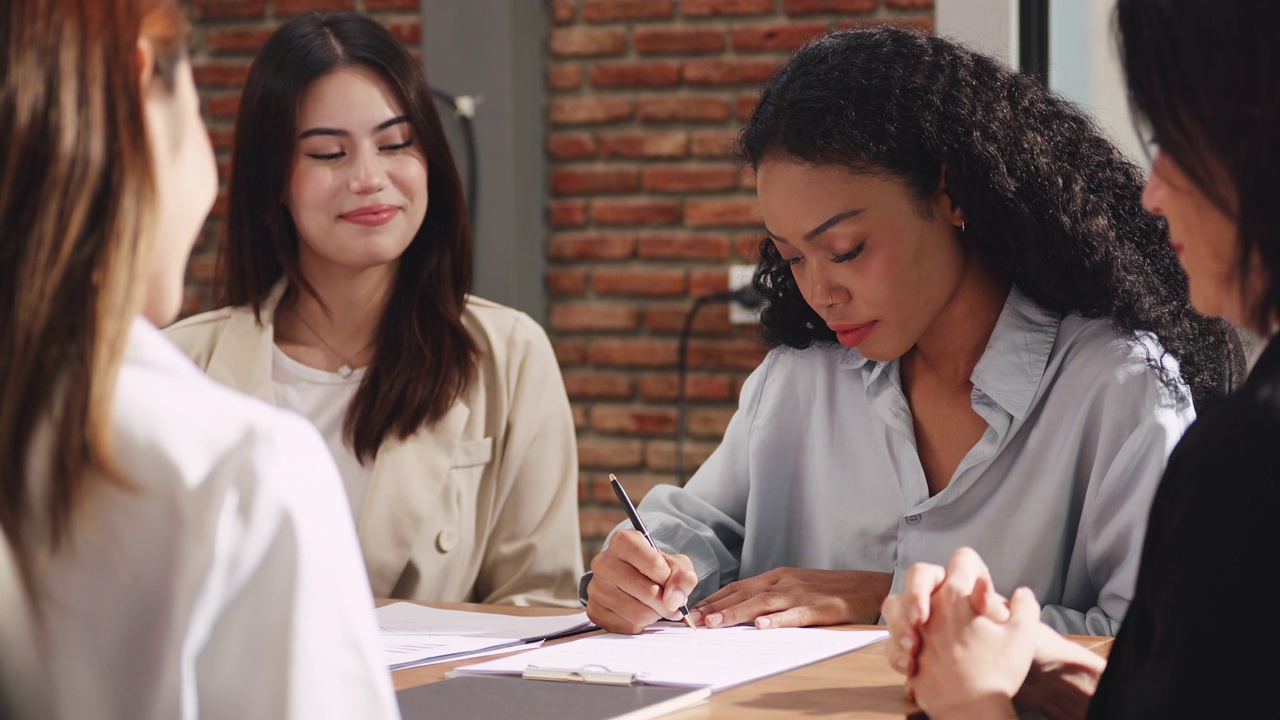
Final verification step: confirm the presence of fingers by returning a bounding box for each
[1007,587,1040,626]
[901,562,947,627]
[940,547,993,600]
[968,575,1012,623]
[586,532,698,632]
[881,594,920,677]
[696,586,777,628]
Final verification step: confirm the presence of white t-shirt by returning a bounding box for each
[270,345,373,523]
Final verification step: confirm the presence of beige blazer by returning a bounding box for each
[165,282,583,608]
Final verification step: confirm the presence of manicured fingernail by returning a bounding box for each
[894,656,909,671]
[899,635,913,652]
[705,612,723,628]
[689,608,703,622]
[906,605,919,625]
[756,617,771,629]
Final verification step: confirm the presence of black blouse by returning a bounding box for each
[1088,334,1280,718]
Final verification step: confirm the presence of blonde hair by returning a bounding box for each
[0,0,187,591]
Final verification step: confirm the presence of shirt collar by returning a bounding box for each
[836,287,1061,420]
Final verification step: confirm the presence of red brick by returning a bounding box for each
[366,0,418,8]
[739,166,758,190]
[578,439,645,470]
[579,507,631,538]
[637,95,731,123]
[689,267,731,295]
[547,132,597,160]
[685,198,763,227]
[592,405,678,436]
[636,231,731,260]
[192,60,251,88]
[203,27,274,54]
[592,199,681,226]
[573,405,589,431]
[637,373,734,401]
[588,339,680,367]
[187,254,218,283]
[549,97,634,125]
[687,408,736,438]
[561,371,636,399]
[552,338,587,364]
[839,17,935,32]
[209,126,235,154]
[643,303,734,333]
[732,22,828,52]
[551,303,641,332]
[551,167,641,195]
[551,0,577,24]
[734,94,759,121]
[735,232,765,259]
[546,269,588,296]
[690,129,738,157]
[633,27,726,55]
[644,440,719,474]
[593,267,687,296]
[551,28,627,57]
[548,199,588,227]
[548,232,636,260]
[643,165,738,193]
[681,0,775,16]
[547,63,584,91]
[583,0,676,22]
[590,61,681,88]
[587,474,674,505]
[688,337,768,370]
[784,0,876,13]
[205,92,241,120]
[386,21,421,45]
[599,131,688,158]
[191,0,265,19]
[275,0,354,14]
[887,0,934,7]
[683,59,779,85]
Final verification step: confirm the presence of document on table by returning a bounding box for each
[449,624,889,692]
[378,602,597,671]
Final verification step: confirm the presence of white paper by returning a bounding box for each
[382,634,543,671]
[377,602,593,639]
[450,625,889,692]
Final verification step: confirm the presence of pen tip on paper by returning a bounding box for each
[683,614,696,630]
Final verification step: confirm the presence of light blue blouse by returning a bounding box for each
[626,289,1194,636]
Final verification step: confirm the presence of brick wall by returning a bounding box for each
[183,0,935,565]
[548,0,934,558]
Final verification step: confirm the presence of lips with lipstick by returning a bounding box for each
[340,204,399,227]
[828,321,877,348]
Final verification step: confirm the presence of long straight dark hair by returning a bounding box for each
[1117,0,1280,333]
[221,11,476,462]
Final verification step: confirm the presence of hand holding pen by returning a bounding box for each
[581,474,700,635]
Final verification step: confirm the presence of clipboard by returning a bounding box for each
[396,675,711,720]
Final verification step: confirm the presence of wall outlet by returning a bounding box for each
[728,264,761,325]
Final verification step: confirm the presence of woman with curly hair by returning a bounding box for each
[582,26,1242,638]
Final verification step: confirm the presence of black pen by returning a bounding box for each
[609,473,697,630]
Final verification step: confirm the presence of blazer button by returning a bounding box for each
[436,527,459,553]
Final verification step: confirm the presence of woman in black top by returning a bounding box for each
[879,0,1280,717]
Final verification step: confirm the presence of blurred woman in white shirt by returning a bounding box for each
[0,1,397,717]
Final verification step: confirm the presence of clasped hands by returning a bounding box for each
[585,530,892,634]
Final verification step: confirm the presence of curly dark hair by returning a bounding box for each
[738,27,1243,409]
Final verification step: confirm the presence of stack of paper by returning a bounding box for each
[449,624,889,691]
[378,602,596,671]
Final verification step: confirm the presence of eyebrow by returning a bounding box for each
[764,208,865,245]
[298,115,411,140]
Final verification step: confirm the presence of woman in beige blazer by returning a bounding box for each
[166,12,582,607]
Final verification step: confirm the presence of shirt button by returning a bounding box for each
[905,514,921,525]
[436,527,458,553]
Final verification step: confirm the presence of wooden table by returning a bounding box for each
[384,601,1113,719]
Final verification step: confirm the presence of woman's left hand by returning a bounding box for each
[689,567,893,629]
